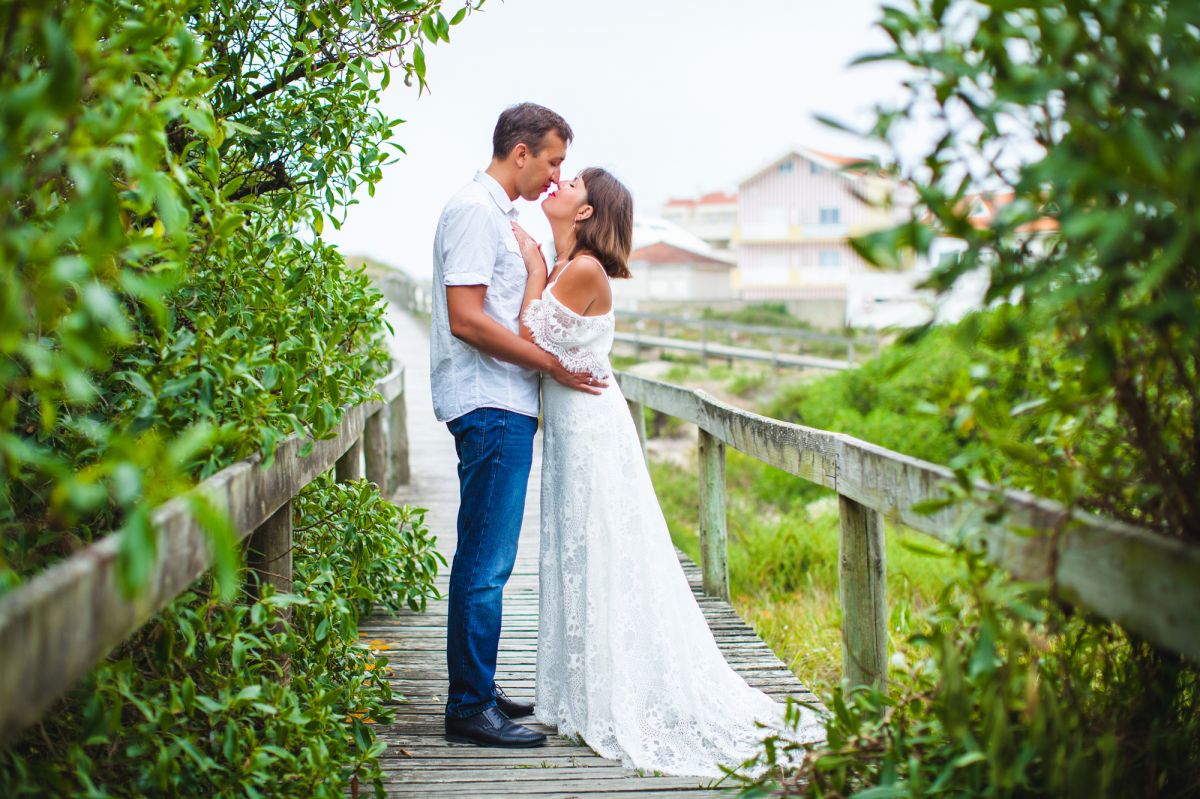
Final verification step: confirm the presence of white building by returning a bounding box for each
[659,191,738,252]
[653,150,1031,329]
[612,241,735,312]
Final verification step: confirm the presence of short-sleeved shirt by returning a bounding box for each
[429,171,541,423]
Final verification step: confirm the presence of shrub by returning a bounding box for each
[0,475,444,798]
[735,0,1200,793]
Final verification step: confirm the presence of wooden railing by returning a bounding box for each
[369,268,870,370]
[618,372,1200,687]
[617,309,878,368]
[0,366,409,745]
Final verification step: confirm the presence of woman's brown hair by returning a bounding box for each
[570,167,633,279]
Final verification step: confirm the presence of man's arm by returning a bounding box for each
[446,285,603,394]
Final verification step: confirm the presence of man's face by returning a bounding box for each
[515,131,567,201]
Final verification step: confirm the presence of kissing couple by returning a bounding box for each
[428,102,823,777]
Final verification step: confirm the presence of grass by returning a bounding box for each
[648,444,963,693]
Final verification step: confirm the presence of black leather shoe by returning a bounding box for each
[445,706,546,748]
[494,684,534,718]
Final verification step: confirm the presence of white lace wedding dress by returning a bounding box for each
[522,269,825,778]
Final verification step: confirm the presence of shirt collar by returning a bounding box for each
[475,170,519,218]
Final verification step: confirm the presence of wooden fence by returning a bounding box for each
[369,269,868,370]
[0,367,409,746]
[617,309,878,366]
[619,373,1200,687]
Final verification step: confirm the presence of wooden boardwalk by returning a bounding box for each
[366,306,820,798]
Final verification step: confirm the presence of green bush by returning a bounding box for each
[734,547,1200,798]
[1,0,470,793]
[732,0,1200,793]
[1,0,475,592]
[0,474,444,798]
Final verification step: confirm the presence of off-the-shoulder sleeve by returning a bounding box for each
[523,298,609,379]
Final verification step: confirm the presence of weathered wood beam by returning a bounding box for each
[698,430,729,600]
[247,498,294,680]
[364,409,389,491]
[838,494,887,688]
[389,394,410,489]
[626,400,648,465]
[336,437,364,482]
[0,368,403,746]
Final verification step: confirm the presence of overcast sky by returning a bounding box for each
[328,0,915,277]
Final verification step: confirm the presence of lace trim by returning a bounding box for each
[522,298,610,380]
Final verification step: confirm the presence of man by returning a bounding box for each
[430,103,602,748]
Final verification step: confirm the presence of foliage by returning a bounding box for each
[733,546,1200,798]
[850,0,1199,540]
[0,0,467,793]
[0,474,444,798]
[1,0,478,594]
[729,0,1200,794]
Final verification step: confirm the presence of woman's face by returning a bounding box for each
[541,173,589,223]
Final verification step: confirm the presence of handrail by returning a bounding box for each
[0,367,410,746]
[612,331,855,371]
[370,268,875,365]
[619,309,873,346]
[617,371,1200,685]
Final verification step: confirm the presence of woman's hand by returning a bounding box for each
[511,221,547,276]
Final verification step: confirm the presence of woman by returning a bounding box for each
[512,167,824,778]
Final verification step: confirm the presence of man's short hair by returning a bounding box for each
[492,103,573,160]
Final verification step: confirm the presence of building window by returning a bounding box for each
[819,207,841,225]
[819,249,841,267]
[778,160,794,173]
[810,160,820,175]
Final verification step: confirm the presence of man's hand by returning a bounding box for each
[511,221,546,276]
[546,360,608,395]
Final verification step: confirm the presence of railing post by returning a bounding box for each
[698,429,729,600]
[248,499,293,600]
[389,392,411,489]
[249,499,294,680]
[838,493,887,688]
[627,400,648,464]
[336,436,364,482]
[364,409,388,492]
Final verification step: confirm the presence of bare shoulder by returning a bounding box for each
[554,254,612,315]
[563,254,609,288]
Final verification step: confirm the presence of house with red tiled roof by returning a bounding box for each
[612,241,735,312]
[660,191,738,252]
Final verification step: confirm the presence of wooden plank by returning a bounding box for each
[837,494,887,688]
[365,310,820,795]
[0,368,404,745]
[247,498,293,608]
[698,430,729,600]
[364,407,389,491]
[337,435,365,482]
[389,394,411,489]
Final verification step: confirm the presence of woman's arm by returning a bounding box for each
[512,222,549,343]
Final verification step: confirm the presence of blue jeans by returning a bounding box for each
[444,407,538,718]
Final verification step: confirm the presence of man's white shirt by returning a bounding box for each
[430,171,541,423]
